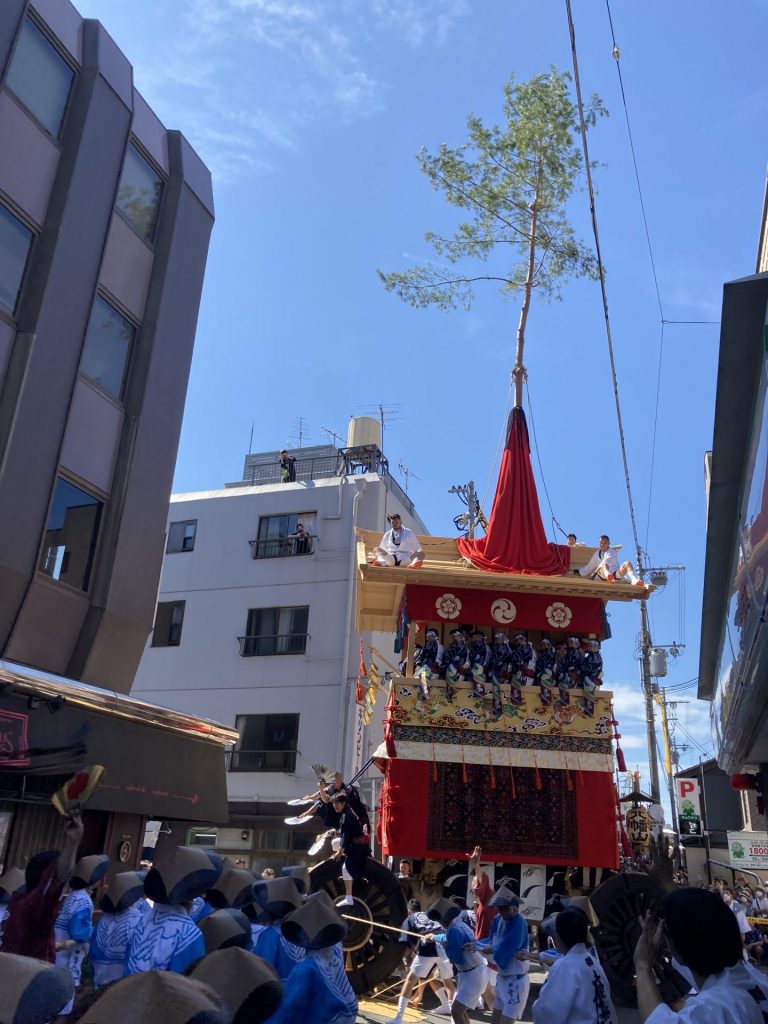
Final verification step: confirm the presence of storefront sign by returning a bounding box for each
[727,831,768,869]
[675,778,702,836]
[0,708,30,768]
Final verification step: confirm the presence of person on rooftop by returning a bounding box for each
[578,535,643,585]
[371,513,424,568]
[278,450,296,483]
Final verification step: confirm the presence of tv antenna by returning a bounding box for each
[290,417,310,449]
[397,460,421,495]
[362,402,403,454]
[321,425,345,448]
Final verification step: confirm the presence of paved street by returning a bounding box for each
[356,967,643,1023]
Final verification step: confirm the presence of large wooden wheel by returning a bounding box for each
[310,856,408,995]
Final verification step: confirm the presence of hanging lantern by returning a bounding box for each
[625,805,652,848]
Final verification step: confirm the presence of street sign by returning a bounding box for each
[675,778,702,836]
[727,831,768,870]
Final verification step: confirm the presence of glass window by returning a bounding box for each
[240,606,309,656]
[151,601,185,647]
[79,296,135,399]
[5,18,74,137]
[230,713,299,772]
[251,513,315,558]
[0,204,33,315]
[38,478,103,591]
[116,144,163,241]
[166,520,197,553]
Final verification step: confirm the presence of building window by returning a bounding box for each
[116,143,163,241]
[4,18,74,138]
[239,606,309,656]
[0,203,34,316]
[229,713,299,772]
[166,520,197,553]
[152,600,185,647]
[250,513,315,559]
[38,478,103,591]
[79,295,136,399]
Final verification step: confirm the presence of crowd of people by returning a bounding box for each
[0,801,363,1024]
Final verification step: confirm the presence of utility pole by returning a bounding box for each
[448,481,480,538]
[640,599,661,804]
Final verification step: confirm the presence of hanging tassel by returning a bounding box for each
[534,767,542,790]
[510,767,516,799]
[566,766,573,791]
[432,737,438,782]
[611,704,628,772]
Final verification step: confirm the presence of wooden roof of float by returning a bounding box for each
[355,528,654,632]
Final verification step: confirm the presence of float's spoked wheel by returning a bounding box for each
[310,857,408,995]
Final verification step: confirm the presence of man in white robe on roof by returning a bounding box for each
[371,513,424,568]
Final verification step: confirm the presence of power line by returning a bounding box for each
[525,380,566,543]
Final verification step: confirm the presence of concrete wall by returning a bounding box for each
[132,474,421,800]
[0,4,213,692]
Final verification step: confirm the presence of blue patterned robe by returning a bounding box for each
[125,903,204,975]
[255,921,307,980]
[267,944,357,1024]
[90,905,142,986]
[54,889,93,988]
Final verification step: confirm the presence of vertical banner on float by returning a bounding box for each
[519,863,547,921]
[351,702,365,778]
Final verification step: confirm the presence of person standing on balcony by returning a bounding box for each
[279,450,296,483]
[371,513,424,568]
[288,523,311,554]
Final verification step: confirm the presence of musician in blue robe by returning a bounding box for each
[535,638,556,682]
[269,895,358,1024]
[90,872,146,987]
[510,633,536,680]
[441,628,469,702]
[125,846,220,975]
[581,638,604,716]
[414,628,444,702]
[491,633,514,715]
[253,876,306,980]
[466,629,492,696]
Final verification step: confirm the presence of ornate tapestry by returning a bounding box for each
[426,762,578,860]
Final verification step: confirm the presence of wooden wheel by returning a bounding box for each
[310,857,408,995]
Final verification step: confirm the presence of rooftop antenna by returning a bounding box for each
[321,425,344,447]
[248,421,254,455]
[362,402,403,454]
[397,460,421,495]
[290,417,310,450]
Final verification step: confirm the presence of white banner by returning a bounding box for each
[727,831,768,870]
[518,864,547,922]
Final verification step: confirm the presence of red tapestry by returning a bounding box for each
[381,757,619,869]
[405,585,607,638]
[457,408,570,576]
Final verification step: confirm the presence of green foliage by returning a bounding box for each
[378,69,606,313]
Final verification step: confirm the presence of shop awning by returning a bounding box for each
[0,661,237,822]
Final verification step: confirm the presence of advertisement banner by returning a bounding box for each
[727,831,768,870]
[675,777,702,837]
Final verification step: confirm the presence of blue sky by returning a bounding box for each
[76,0,768,813]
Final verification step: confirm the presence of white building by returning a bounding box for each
[132,432,427,871]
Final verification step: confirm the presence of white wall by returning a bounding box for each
[132,473,422,802]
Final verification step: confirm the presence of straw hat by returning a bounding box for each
[426,897,461,924]
[192,948,282,1023]
[143,847,222,905]
[206,868,256,910]
[0,867,25,903]
[0,952,73,1024]
[199,909,252,953]
[78,972,228,1024]
[488,884,522,908]
[100,872,146,914]
[70,854,110,890]
[281,898,347,950]
[252,876,302,918]
[281,865,310,895]
[562,895,599,927]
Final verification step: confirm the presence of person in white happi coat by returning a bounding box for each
[578,534,642,585]
[90,871,146,987]
[533,907,617,1023]
[371,513,424,568]
[634,887,768,1023]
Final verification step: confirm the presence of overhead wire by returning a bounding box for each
[525,380,567,543]
[565,0,642,566]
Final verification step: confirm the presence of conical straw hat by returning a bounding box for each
[426,897,461,924]
[71,854,110,889]
[488,884,521,908]
[144,847,222,905]
[280,865,310,895]
[0,952,73,1024]
[192,947,282,1023]
[100,871,146,914]
[199,908,252,952]
[252,876,302,918]
[280,898,347,950]
[78,971,228,1024]
[206,868,255,910]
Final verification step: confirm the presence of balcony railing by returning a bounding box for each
[237,633,309,657]
[249,536,315,559]
[227,749,297,772]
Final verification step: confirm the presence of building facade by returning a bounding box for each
[0,1,226,873]
[0,0,214,692]
[132,442,428,872]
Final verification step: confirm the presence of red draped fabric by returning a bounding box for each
[456,406,569,576]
